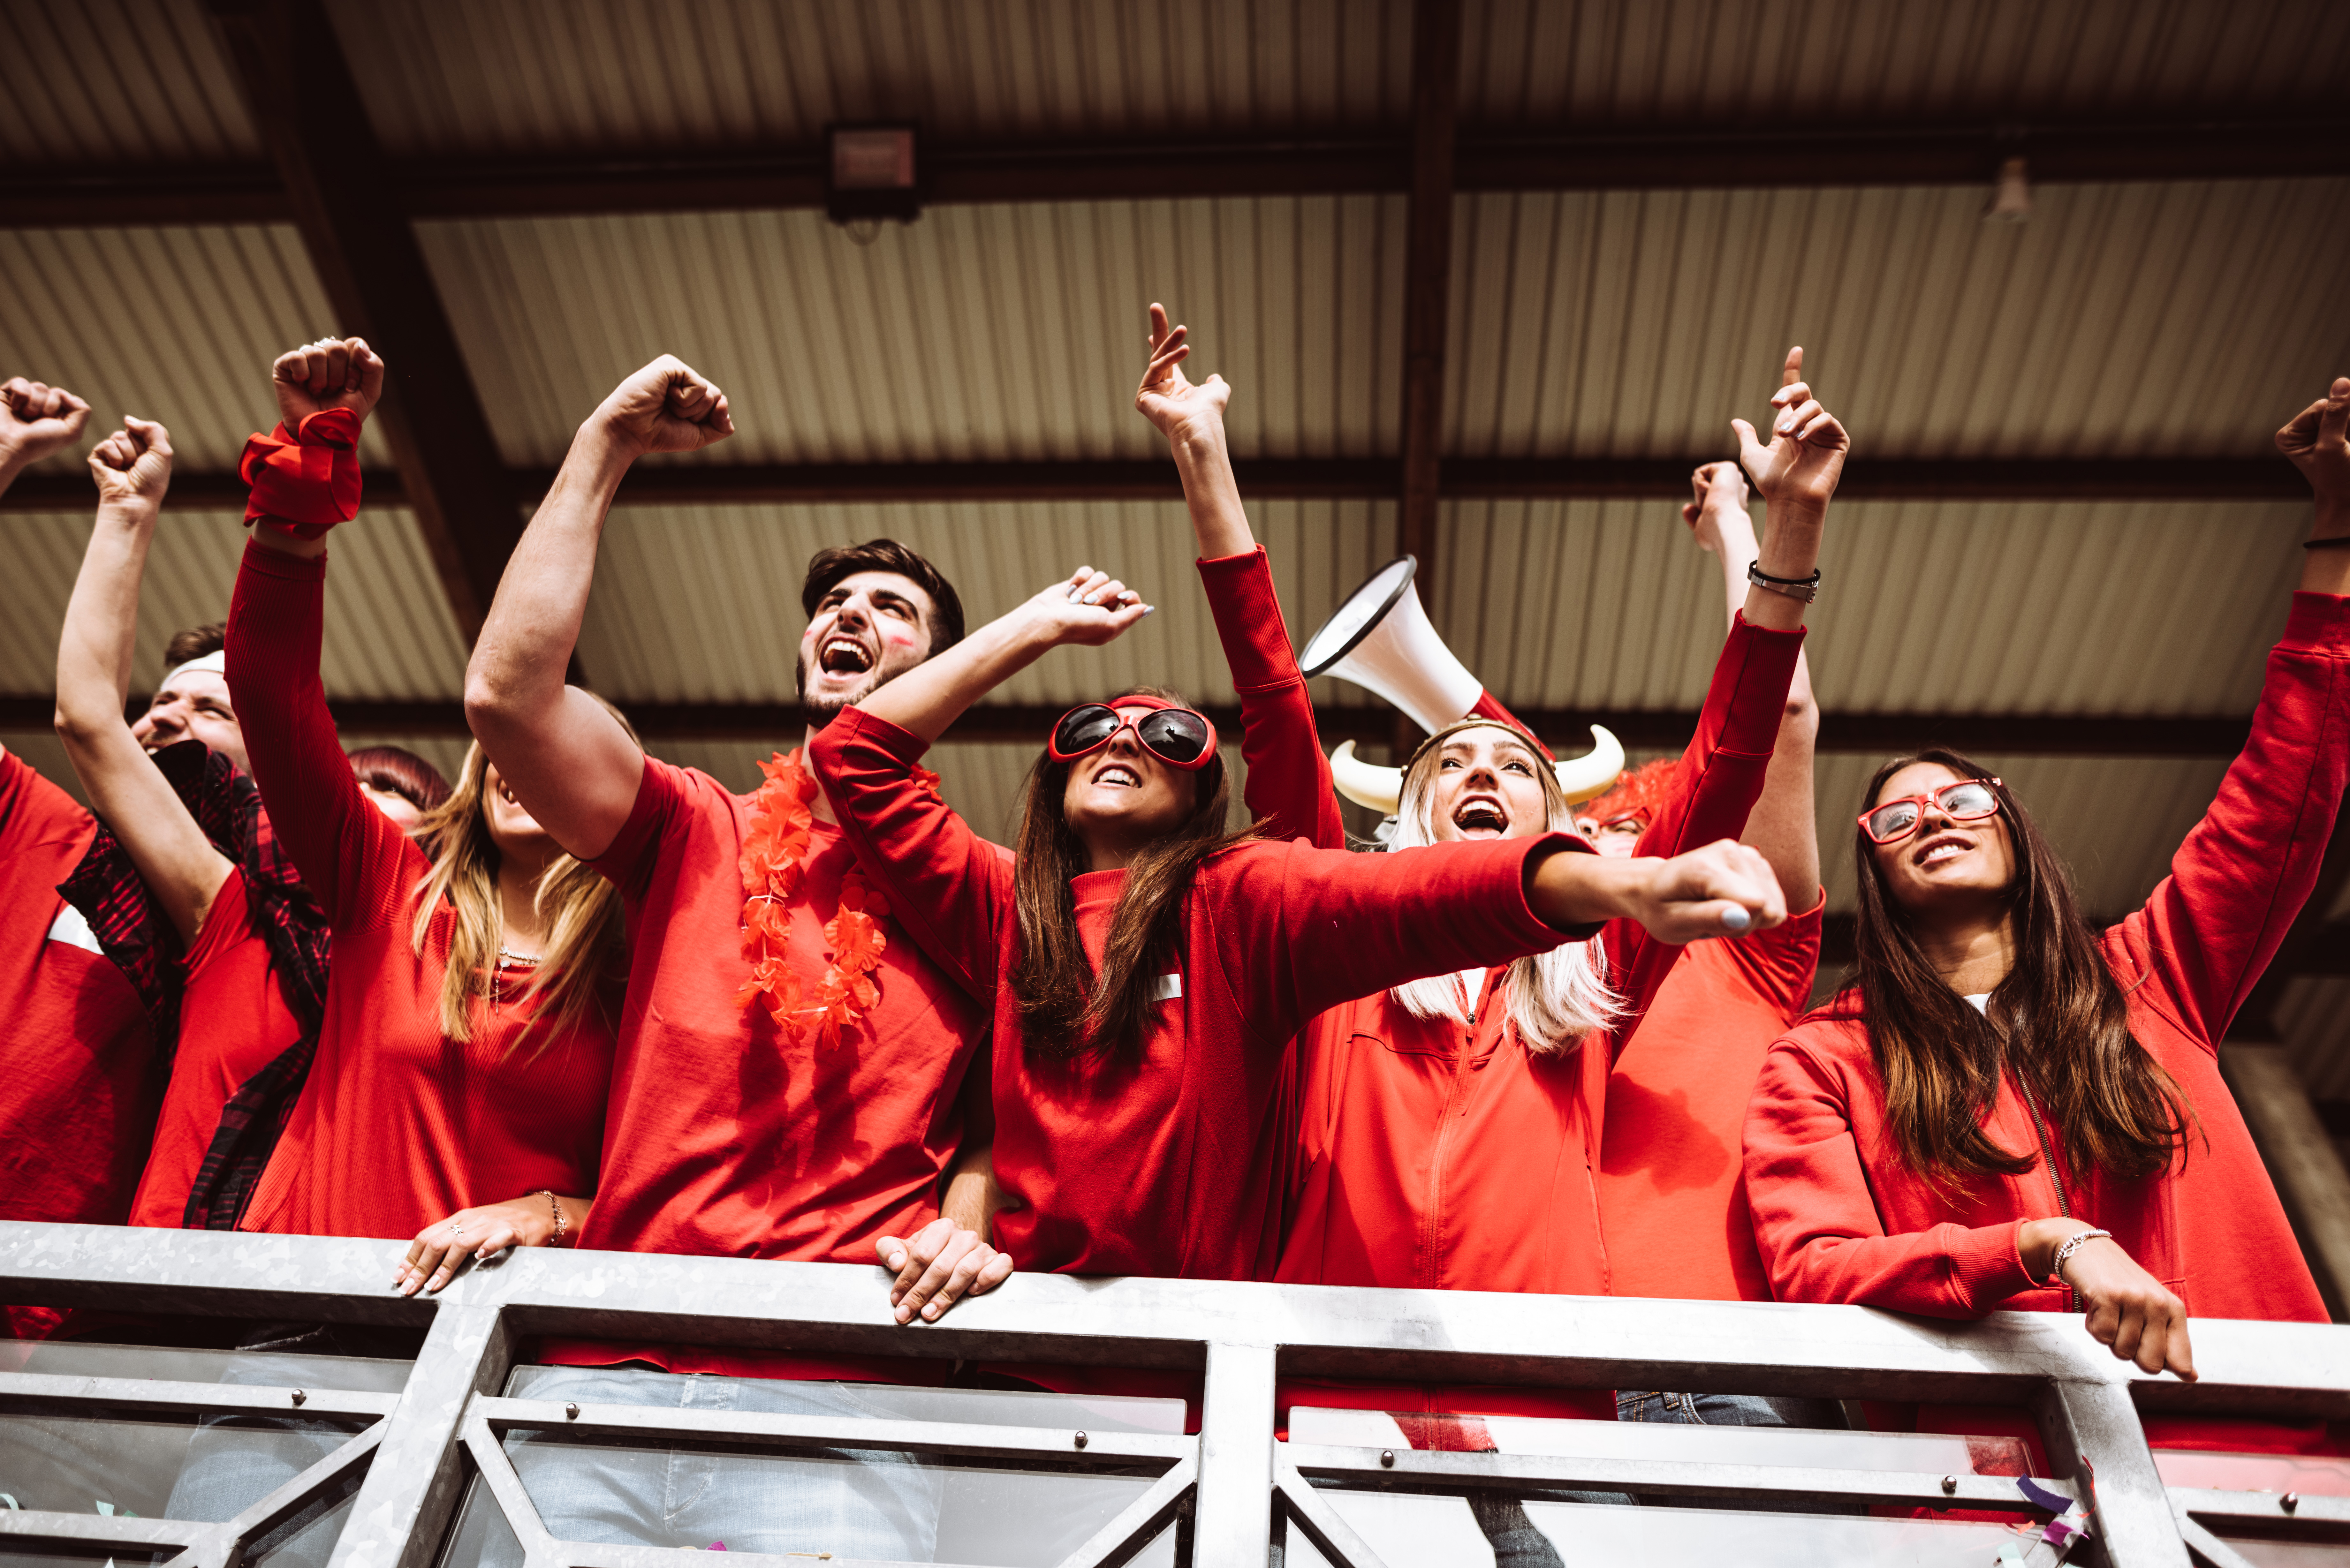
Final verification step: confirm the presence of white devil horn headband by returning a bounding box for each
[1328,725,1627,817]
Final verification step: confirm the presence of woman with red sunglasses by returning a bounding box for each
[1744,377,2350,1461]
[809,565,1789,1296]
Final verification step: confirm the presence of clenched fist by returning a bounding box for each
[88,418,173,511]
[589,355,735,459]
[273,336,385,429]
[1,376,94,467]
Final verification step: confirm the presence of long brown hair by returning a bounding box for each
[408,702,638,1052]
[1011,686,1252,1065]
[1852,748,2195,1188]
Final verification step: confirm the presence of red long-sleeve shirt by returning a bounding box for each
[0,751,155,1337]
[1277,613,1807,1300]
[225,542,614,1242]
[1197,547,1345,849]
[1745,592,2349,1451]
[812,707,1593,1283]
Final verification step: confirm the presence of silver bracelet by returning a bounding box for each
[2047,1227,2111,1287]
[1746,558,1821,602]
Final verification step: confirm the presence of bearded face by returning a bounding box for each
[795,570,937,726]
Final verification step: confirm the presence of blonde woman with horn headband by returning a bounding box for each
[1271,354,1842,1553]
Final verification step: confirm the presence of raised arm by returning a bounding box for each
[53,418,231,945]
[1137,304,1343,847]
[1685,459,1820,908]
[230,340,407,927]
[2118,376,2350,1040]
[464,358,733,861]
[0,375,93,499]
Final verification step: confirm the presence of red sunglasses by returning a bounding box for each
[1859,778,2003,845]
[1047,701,1219,771]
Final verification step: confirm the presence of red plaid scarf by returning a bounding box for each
[57,740,331,1229]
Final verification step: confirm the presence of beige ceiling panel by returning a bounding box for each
[0,0,254,163]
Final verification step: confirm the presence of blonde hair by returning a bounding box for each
[1385,718,1621,1054]
[407,702,637,1051]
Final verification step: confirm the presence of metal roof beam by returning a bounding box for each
[0,696,2255,758]
[1396,0,1463,645]
[199,0,518,643]
[5,116,2342,229]
[0,455,2305,513]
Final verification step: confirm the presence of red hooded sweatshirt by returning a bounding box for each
[1745,590,2350,1457]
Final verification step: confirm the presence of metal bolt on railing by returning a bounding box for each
[1074,1430,1088,1449]
[1381,1449,1396,1468]
[290,1389,306,1406]
[2283,1492,2300,1512]
[1941,1475,1957,1494]
[565,1403,580,1420]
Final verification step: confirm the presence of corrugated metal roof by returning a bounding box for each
[2280,977,2350,1099]
[1436,495,2311,716]
[0,507,466,700]
[0,225,394,473]
[332,0,1412,156]
[420,196,1405,467]
[576,497,1391,710]
[0,0,253,164]
[1463,0,2350,125]
[1446,179,2350,461]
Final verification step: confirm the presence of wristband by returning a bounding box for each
[1747,558,1821,603]
[240,407,363,539]
[2046,1227,2111,1288]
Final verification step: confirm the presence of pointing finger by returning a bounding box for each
[1781,346,1803,387]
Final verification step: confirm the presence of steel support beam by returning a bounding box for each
[199,0,519,643]
[6,117,2344,229]
[0,454,2307,515]
[1395,0,1463,633]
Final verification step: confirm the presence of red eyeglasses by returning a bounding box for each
[1859,778,2003,845]
[1047,701,1219,771]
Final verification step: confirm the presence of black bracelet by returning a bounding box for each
[2305,535,2350,550]
[1747,558,1822,602]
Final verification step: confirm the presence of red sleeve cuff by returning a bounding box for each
[1196,546,1305,695]
[2280,591,2350,654]
[239,537,327,582]
[1518,831,1603,941]
[1945,1218,2043,1309]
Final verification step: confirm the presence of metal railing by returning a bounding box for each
[5,1221,2348,1568]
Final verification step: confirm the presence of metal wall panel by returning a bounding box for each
[2280,977,2350,1100]
[1436,496,2309,715]
[419,195,1405,468]
[0,226,395,473]
[1462,0,2350,126]
[0,0,254,163]
[1445,180,2350,462]
[0,508,466,701]
[331,0,1411,156]
[575,497,1392,710]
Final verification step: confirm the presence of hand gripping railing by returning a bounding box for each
[6,1221,2349,1568]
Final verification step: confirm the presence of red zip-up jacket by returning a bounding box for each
[1745,591,2349,1451]
[811,708,1596,1283]
[1279,613,1807,1300]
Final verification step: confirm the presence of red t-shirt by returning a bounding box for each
[0,752,157,1337]
[543,754,986,1381]
[127,868,307,1228]
[226,543,616,1243]
[1597,894,1824,1302]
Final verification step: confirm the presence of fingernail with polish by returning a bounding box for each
[1722,907,1752,932]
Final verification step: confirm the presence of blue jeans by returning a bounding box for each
[1615,1390,1861,1516]
[479,1365,941,1564]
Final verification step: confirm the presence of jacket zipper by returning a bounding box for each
[2013,1075,2080,1311]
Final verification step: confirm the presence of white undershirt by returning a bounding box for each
[1963,992,1990,1014]
[1460,967,1488,1012]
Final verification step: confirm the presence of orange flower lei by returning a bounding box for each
[734,748,934,1047]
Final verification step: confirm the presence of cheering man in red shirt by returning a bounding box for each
[464,355,1006,1562]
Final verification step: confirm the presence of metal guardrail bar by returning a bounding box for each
[10,1221,2350,1566]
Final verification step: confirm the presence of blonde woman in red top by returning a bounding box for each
[1744,376,2350,1461]
[221,340,624,1277]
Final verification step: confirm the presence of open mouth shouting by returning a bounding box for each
[1452,794,1510,839]
[1092,761,1144,791]
[1914,831,1971,870]
[817,634,876,678]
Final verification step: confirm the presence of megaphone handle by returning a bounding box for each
[1466,690,1554,762]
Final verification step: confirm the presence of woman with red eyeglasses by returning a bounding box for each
[810,566,1790,1293]
[1744,377,2350,1461]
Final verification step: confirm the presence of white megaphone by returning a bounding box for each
[1301,556,1624,815]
